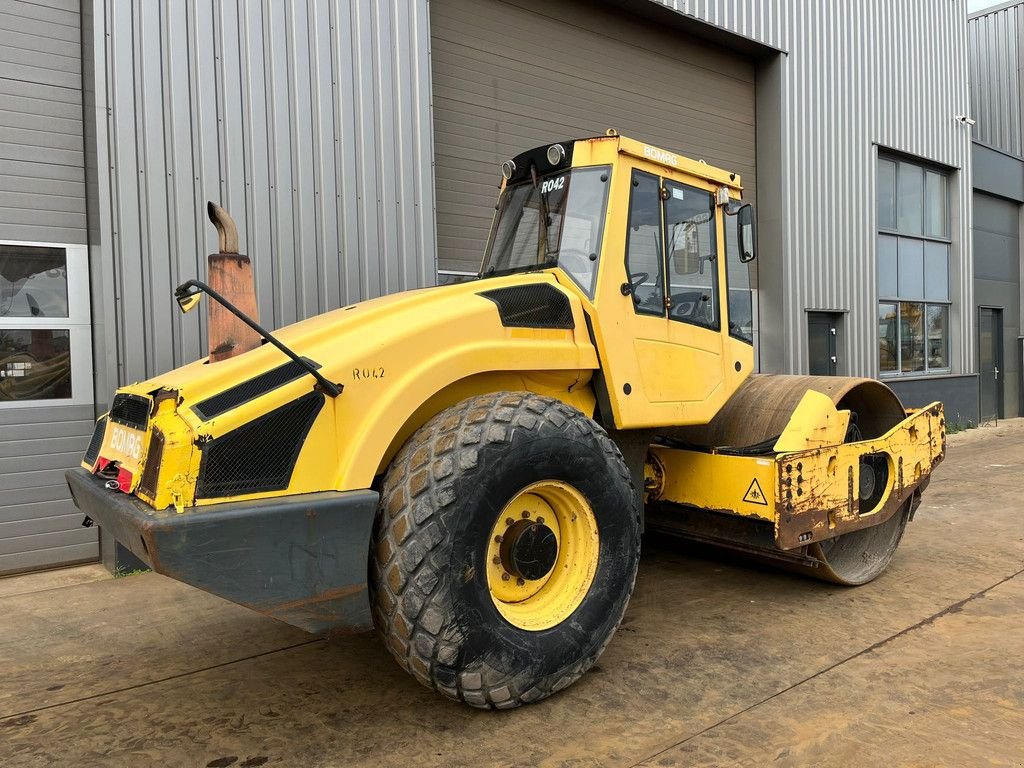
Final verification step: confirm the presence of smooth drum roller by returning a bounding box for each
[671,374,913,586]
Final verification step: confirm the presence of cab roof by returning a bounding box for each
[504,134,743,193]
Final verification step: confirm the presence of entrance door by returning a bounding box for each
[978,307,1003,421]
[808,312,839,375]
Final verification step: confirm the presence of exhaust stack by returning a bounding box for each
[206,202,260,362]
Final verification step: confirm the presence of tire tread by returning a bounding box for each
[370,392,638,709]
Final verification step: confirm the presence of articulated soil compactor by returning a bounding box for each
[67,133,945,708]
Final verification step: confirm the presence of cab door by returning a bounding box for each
[590,165,726,428]
[659,178,726,406]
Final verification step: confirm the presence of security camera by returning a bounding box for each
[956,115,977,126]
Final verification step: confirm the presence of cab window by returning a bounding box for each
[663,181,718,330]
[725,213,755,343]
[625,171,664,316]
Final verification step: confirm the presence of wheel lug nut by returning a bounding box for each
[501,572,510,581]
[492,556,501,565]
[521,510,530,518]
[516,578,525,586]
[536,516,544,524]
[505,517,514,526]
[494,535,503,543]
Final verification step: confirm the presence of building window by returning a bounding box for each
[877,156,951,375]
[0,242,92,406]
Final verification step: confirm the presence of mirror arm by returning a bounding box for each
[173,279,342,398]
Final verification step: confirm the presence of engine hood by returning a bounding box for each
[117,271,599,494]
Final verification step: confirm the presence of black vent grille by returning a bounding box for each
[110,393,151,430]
[192,358,319,420]
[479,284,574,329]
[137,429,165,499]
[195,391,325,499]
[83,416,107,466]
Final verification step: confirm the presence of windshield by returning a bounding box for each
[481,166,612,295]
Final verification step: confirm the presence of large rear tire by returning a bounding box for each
[370,392,640,709]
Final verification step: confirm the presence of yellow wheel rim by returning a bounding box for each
[486,480,599,631]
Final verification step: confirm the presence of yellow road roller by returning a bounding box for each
[67,133,945,709]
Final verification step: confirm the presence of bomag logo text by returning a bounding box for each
[109,426,143,460]
[643,145,678,166]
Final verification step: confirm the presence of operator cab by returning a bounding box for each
[480,133,758,429]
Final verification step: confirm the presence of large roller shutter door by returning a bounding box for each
[430,0,757,274]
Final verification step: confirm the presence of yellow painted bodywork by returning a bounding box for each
[650,399,946,548]
[88,133,762,511]
[568,137,755,428]
[88,272,598,508]
[772,390,851,452]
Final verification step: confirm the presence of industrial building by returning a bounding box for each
[967,0,1024,424]
[0,0,982,573]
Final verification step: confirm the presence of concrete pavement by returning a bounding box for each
[1,421,1022,767]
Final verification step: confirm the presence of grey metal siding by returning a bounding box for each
[0,404,98,573]
[973,191,1021,417]
[430,0,757,276]
[0,0,86,244]
[968,2,1023,157]
[0,0,96,574]
[90,0,436,386]
[660,1,973,378]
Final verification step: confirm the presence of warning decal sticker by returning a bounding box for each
[743,478,768,506]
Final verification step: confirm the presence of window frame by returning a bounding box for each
[723,207,755,346]
[0,240,93,409]
[662,179,720,332]
[876,154,952,378]
[623,169,666,318]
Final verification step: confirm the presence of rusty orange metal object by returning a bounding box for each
[206,202,261,362]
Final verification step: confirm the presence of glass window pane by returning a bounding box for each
[557,166,611,297]
[900,302,925,373]
[0,245,69,318]
[664,181,717,329]
[724,211,754,343]
[924,171,947,238]
[926,304,949,370]
[897,238,924,299]
[878,235,898,297]
[878,302,898,373]
[878,158,897,230]
[0,328,71,400]
[626,171,665,316]
[924,242,949,301]
[897,162,923,235]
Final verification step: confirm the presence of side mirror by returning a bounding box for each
[735,203,756,263]
[174,284,202,314]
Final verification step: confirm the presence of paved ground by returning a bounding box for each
[2,421,1023,767]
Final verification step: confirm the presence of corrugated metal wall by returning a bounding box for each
[0,405,97,573]
[0,0,86,244]
[968,2,1023,157]
[88,0,973,383]
[430,0,757,274]
[93,0,435,386]
[658,0,974,377]
[1,0,98,573]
